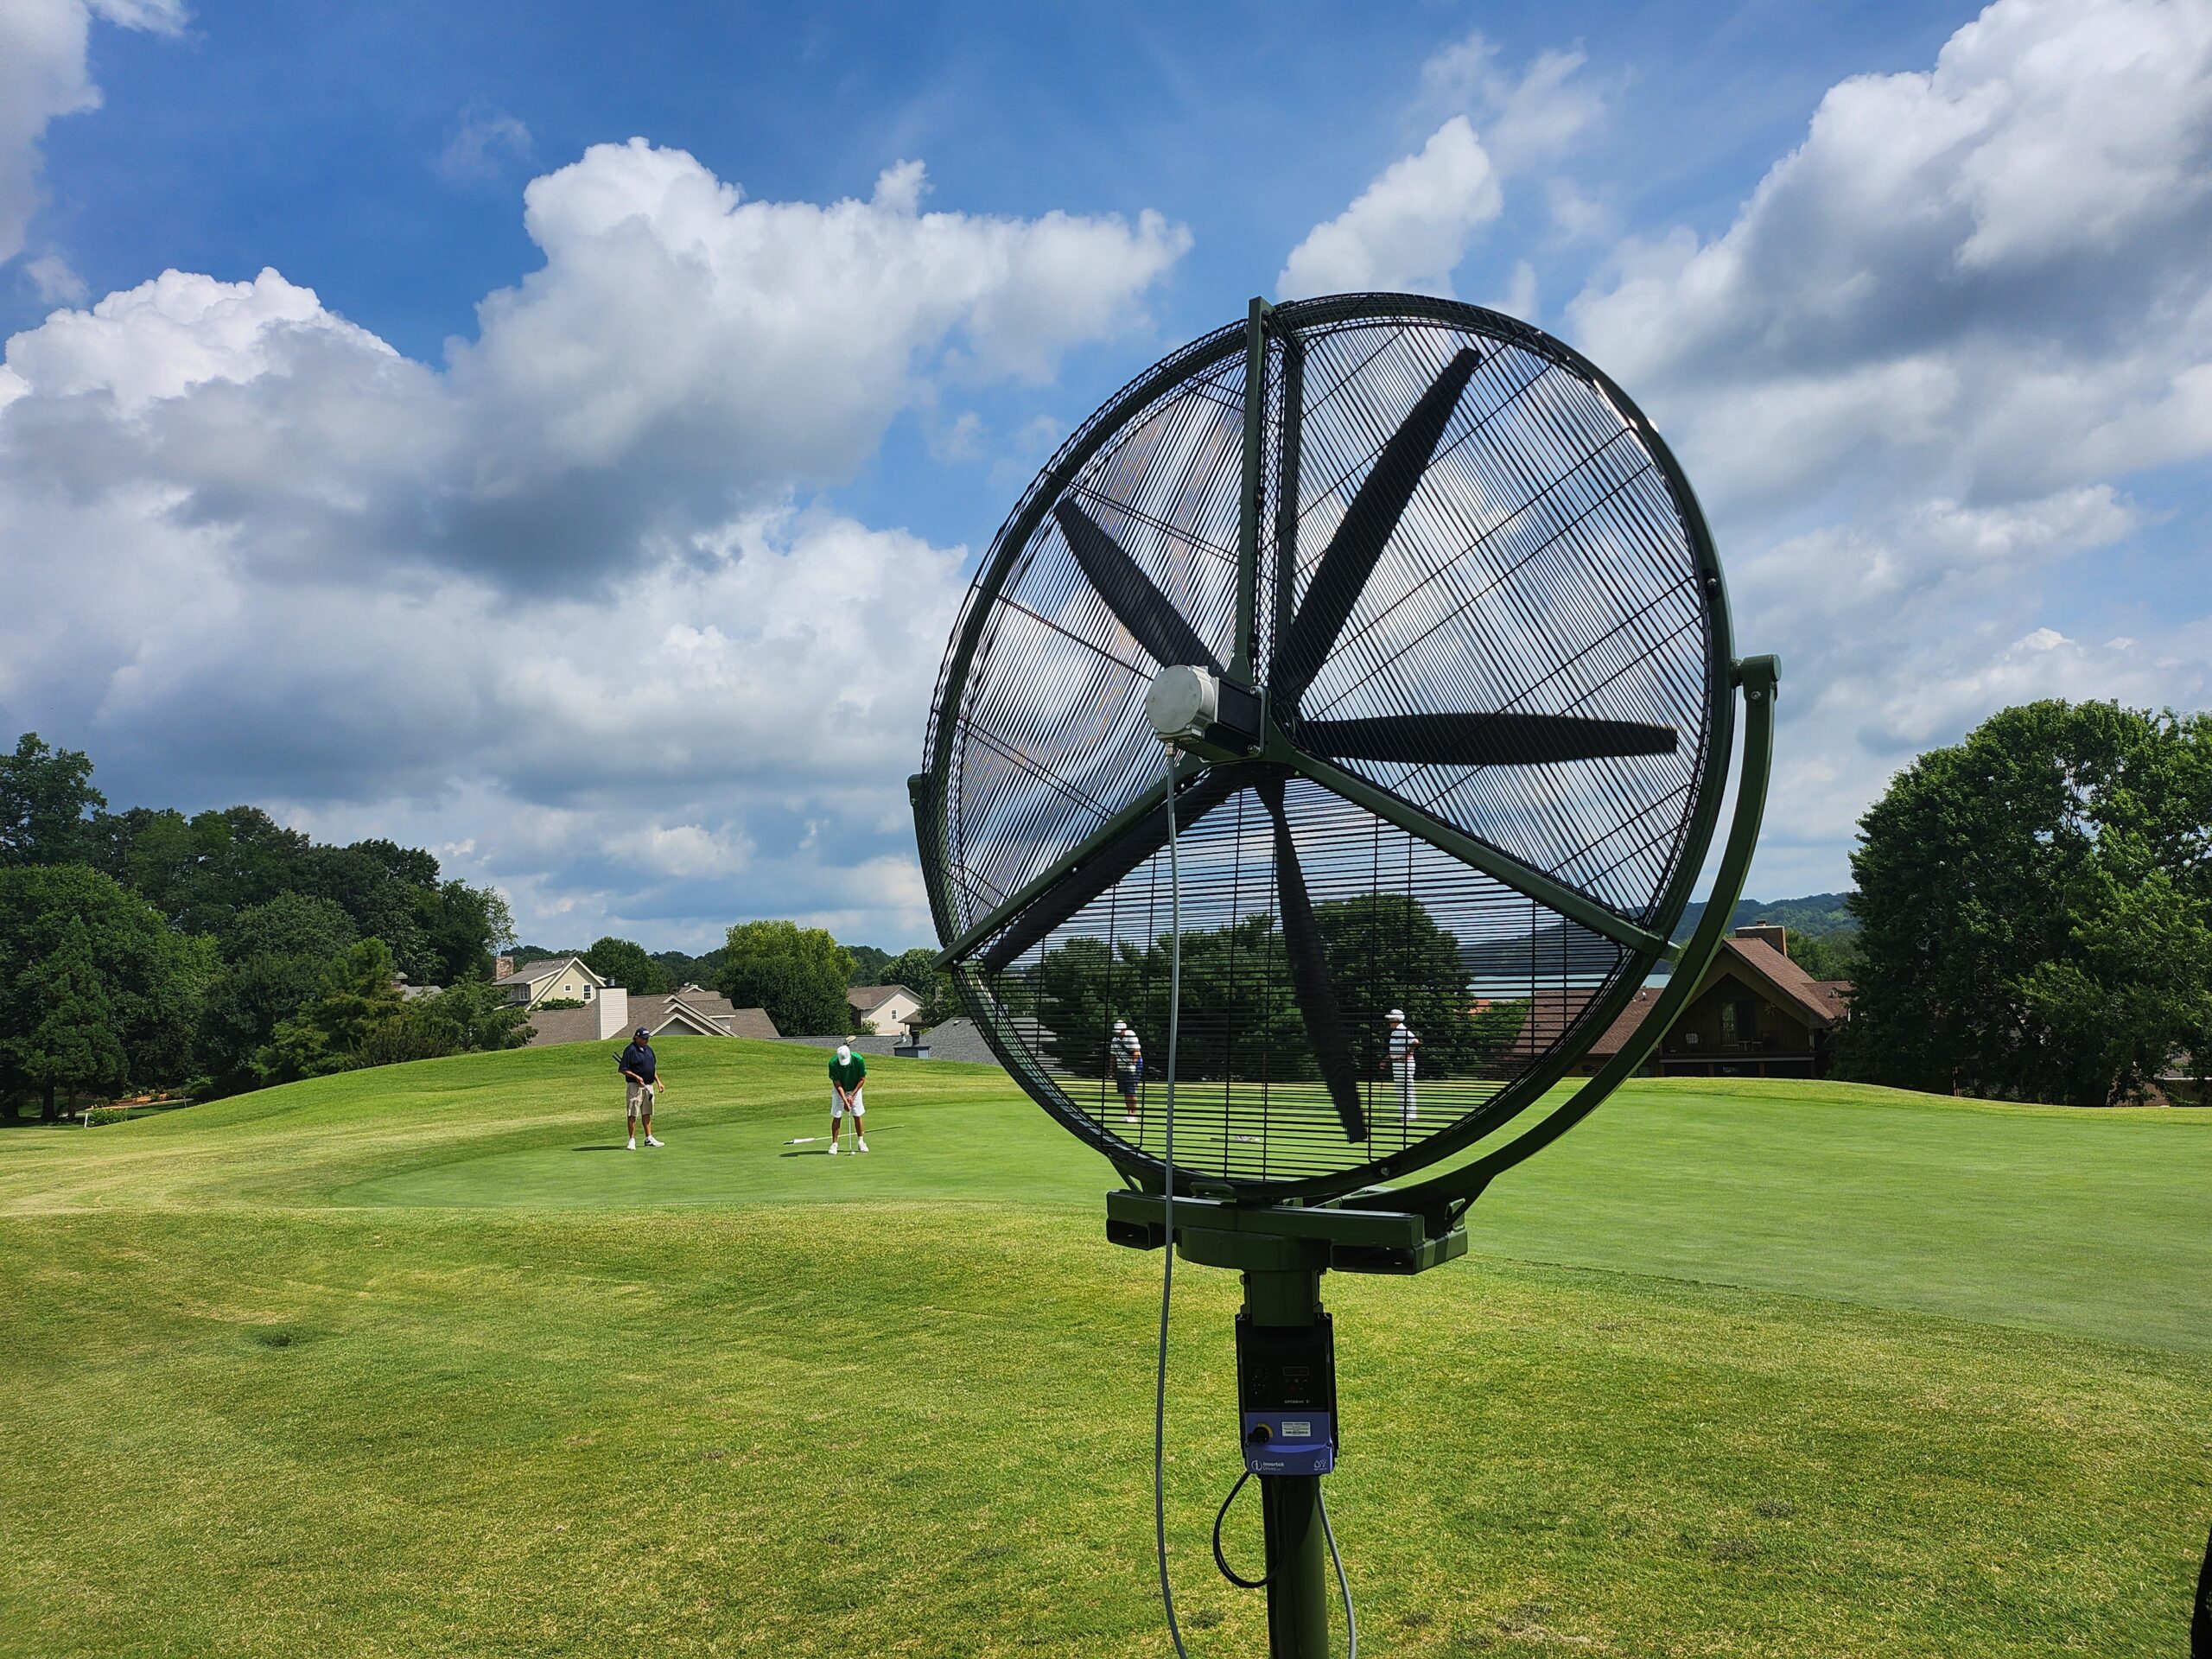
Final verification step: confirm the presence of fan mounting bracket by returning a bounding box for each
[1104,1188,1468,1277]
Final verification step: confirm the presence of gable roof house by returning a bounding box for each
[498,955,613,1009]
[1495,928,1850,1081]
[849,983,923,1037]
[1603,927,1850,1078]
[628,988,779,1041]
[512,969,782,1048]
[495,956,634,1043]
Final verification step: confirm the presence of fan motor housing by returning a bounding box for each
[1144,664,1262,756]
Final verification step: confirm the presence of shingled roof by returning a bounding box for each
[848,983,918,1008]
[629,990,779,1040]
[1722,938,1850,1025]
[1567,937,1850,1059]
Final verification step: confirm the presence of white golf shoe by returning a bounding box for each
[828,1140,840,1154]
[856,1136,869,1153]
[626,1136,637,1150]
[644,1135,664,1147]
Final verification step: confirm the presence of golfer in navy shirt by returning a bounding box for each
[618,1027,664,1150]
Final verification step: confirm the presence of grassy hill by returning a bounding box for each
[3,1039,2208,1656]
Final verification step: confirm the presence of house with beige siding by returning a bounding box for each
[497,955,615,1011]
[849,983,923,1038]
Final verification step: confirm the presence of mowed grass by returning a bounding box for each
[3,1039,2209,1656]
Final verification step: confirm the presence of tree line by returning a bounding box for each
[0,734,524,1119]
[1024,892,1526,1081]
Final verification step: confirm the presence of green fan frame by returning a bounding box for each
[912,293,1775,1232]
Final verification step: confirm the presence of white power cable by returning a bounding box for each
[1151,736,1356,1659]
[1155,739,1192,1659]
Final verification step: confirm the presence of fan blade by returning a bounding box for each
[977,766,1246,974]
[1300,712,1678,768]
[1273,346,1481,709]
[1256,776,1369,1144]
[1053,499,1223,675]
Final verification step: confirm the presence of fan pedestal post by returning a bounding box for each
[1243,1259,1332,1659]
[1113,1198,1464,1655]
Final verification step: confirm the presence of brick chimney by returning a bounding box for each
[1734,924,1788,957]
[494,955,514,980]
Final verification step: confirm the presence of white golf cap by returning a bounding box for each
[1386,1008,1405,1021]
[1113,1019,1127,1030]
[836,1044,851,1059]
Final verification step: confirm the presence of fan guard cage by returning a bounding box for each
[918,295,1733,1202]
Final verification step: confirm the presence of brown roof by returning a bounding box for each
[523,1006,601,1047]
[1586,985,1666,1056]
[628,991,779,1040]
[1510,940,1848,1064]
[848,983,918,1008]
[509,956,585,985]
[1502,984,1658,1059]
[1721,938,1846,1027]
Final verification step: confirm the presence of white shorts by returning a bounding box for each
[831,1086,864,1117]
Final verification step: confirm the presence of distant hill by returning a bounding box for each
[1460,891,1858,984]
[1650,891,1858,978]
[1682,890,1857,940]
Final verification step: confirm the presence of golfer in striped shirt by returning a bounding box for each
[1386,1008,1420,1123]
[1110,1019,1144,1124]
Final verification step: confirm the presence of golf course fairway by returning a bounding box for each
[3,1036,2208,1656]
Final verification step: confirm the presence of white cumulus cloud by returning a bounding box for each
[1563,0,2212,893]
[1277,117,1501,299]
[0,141,1191,946]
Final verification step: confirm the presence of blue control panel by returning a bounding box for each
[1235,1310,1338,1478]
[1240,1411,1336,1477]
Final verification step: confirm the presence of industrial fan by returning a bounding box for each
[911,293,1775,1656]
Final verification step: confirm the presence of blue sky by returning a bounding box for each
[2,0,2207,951]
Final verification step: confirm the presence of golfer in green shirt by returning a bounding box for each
[828,1043,868,1154]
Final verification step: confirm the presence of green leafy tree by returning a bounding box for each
[1033,936,1133,1078]
[0,864,212,1117]
[1787,930,1860,982]
[300,841,437,982]
[1031,895,1507,1084]
[844,944,894,985]
[582,936,671,995]
[649,947,718,987]
[407,977,534,1056]
[8,918,128,1121]
[94,805,311,941]
[718,920,855,1035]
[2015,859,2212,1105]
[194,895,359,1097]
[1313,892,1491,1077]
[1847,700,2212,1103]
[423,880,516,985]
[0,734,105,867]
[256,939,412,1084]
